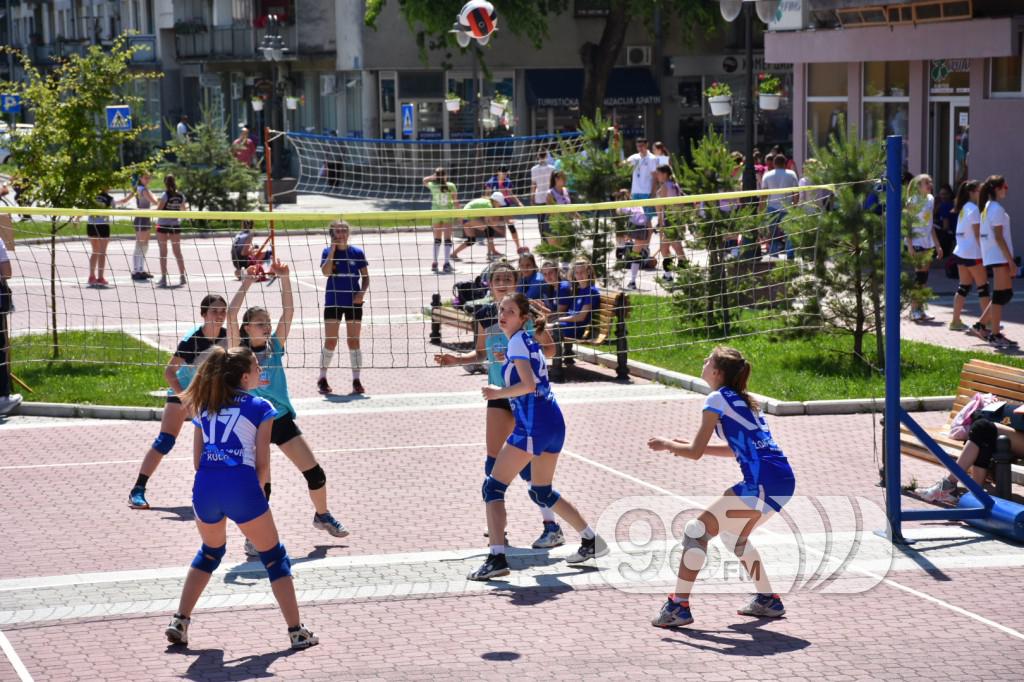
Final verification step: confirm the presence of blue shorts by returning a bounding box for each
[731,475,796,513]
[559,320,590,341]
[508,409,566,456]
[192,467,269,525]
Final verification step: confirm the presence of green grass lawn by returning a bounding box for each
[12,331,169,407]
[598,294,1024,401]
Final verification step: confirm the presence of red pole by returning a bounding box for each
[264,125,276,258]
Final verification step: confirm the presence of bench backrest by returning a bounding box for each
[591,292,629,339]
[950,359,1024,420]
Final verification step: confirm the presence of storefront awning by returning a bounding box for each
[525,68,661,108]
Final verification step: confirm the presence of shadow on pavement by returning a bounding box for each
[150,506,196,522]
[169,645,301,680]
[661,619,810,656]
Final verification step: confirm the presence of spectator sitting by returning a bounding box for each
[918,418,1000,504]
[553,257,600,363]
[538,259,570,318]
[517,253,545,300]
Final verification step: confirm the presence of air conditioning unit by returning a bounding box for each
[626,45,652,67]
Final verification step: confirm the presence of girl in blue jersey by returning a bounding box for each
[552,257,600,364]
[435,264,564,551]
[129,294,227,510]
[318,221,370,396]
[468,292,608,581]
[648,346,796,628]
[165,345,318,650]
[228,261,350,553]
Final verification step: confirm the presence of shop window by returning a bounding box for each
[808,63,847,98]
[930,59,970,95]
[863,62,909,141]
[864,102,910,139]
[991,54,1022,95]
[864,61,909,98]
[380,74,396,138]
[398,71,444,99]
[807,102,847,152]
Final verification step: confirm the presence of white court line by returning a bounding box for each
[0,630,33,682]
[0,441,486,471]
[560,447,1024,643]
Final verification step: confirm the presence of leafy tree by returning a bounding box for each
[0,35,163,358]
[164,108,261,212]
[365,1,717,119]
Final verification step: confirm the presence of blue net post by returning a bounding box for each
[883,135,905,543]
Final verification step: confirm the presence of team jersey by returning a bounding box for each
[465,197,493,211]
[981,200,1014,266]
[703,387,792,487]
[427,181,457,210]
[566,284,600,327]
[245,333,296,418]
[540,280,571,314]
[517,272,545,300]
[502,329,561,427]
[953,201,981,260]
[134,185,152,228]
[474,303,535,387]
[172,326,227,393]
[193,393,277,470]
[321,245,368,307]
[908,193,935,249]
[158,191,186,227]
[88,192,114,225]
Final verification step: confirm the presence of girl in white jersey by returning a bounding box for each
[976,175,1016,349]
[905,175,942,322]
[648,346,795,628]
[948,180,989,333]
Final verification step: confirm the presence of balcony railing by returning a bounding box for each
[175,24,298,60]
[30,41,91,65]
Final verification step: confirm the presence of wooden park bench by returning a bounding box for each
[428,290,631,379]
[901,358,1024,485]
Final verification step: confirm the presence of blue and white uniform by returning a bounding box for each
[559,283,600,340]
[517,272,545,300]
[503,329,565,455]
[540,280,571,316]
[321,245,368,308]
[171,326,227,399]
[191,393,277,524]
[473,303,535,389]
[703,387,795,512]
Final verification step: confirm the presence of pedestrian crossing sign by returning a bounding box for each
[105,105,133,132]
[401,103,414,137]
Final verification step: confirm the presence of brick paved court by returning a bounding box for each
[3,229,1024,681]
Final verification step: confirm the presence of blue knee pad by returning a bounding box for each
[258,543,292,582]
[484,456,496,477]
[528,485,561,509]
[190,543,226,574]
[518,462,533,483]
[152,432,176,455]
[481,476,509,503]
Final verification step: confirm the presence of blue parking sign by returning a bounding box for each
[401,103,414,137]
[105,105,132,131]
[1,94,20,114]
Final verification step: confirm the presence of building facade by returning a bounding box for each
[767,0,1024,231]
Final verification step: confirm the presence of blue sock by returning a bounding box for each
[484,456,496,477]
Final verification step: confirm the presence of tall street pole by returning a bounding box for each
[742,2,756,192]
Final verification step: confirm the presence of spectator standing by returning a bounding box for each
[233,126,257,167]
[0,234,18,415]
[530,151,554,240]
[625,138,659,220]
[760,155,799,258]
[176,115,190,142]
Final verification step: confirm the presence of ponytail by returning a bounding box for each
[954,179,980,216]
[180,346,254,416]
[164,174,177,194]
[979,175,1006,210]
[710,346,759,412]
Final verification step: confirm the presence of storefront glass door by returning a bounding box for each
[928,98,969,189]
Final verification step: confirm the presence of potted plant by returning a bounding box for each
[445,92,462,113]
[285,96,300,110]
[705,82,732,117]
[251,96,264,111]
[758,73,782,110]
[489,93,509,116]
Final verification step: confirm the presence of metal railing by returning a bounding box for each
[175,24,298,60]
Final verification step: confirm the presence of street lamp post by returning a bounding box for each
[719,1,780,191]
[259,14,288,178]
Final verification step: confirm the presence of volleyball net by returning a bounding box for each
[2,185,842,383]
[284,131,582,203]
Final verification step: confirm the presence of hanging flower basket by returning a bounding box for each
[445,97,461,113]
[758,73,782,110]
[250,98,264,111]
[285,96,300,110]
[489,94,509,116]
[708,95,732,117]
[758,93,781,110]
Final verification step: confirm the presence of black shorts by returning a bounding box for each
[487,398,512,412]
[953,255,982,267]
[324,304,363,322]
[968,418,998,469]
[156,224,182,234]
[87,223,110,239]
[912,246,935,258]
[134,218,151,231]
[271,413,302,446]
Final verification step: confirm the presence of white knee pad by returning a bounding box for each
[681,519,709,571]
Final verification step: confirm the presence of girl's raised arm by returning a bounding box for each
[274,261,294,345]
[227,274,254,346]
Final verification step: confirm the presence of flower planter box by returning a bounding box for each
[708,95,732,117]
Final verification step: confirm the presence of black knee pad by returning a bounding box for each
[444,239,453,245]
[914,270,929,286]
[434,238,442,244]
[956,283,971,298]
[977,283,991,299]
[302,464,327,490]
[993,288,1014,305]
[464,236,476,245]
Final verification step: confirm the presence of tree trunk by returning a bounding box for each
[49,220,59,360]
[579,0,632,120]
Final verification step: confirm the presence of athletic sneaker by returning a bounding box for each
[157,275,168,288]
[442,262,454,274]
[87,275,97,285]
[128,485,150,510]
[316,377,332,395]
[627,282,637,290]
[96,277,109,286]
[565,535,608,564]
[651,599,693,628]
[244,537,259,559]
[165,613,190,645]
[288,624,319,650]
[948,320,969,332]
[531,522,565,549]
[131,272,149,282]
[661,271,674,283]
[909,309,924,322]
[352,379,365,394]
[737,593,786,618]
[313,512,350,538]
[919,309,935,321]
[179,274,188,286]
[918,479,957,504]
[991,333,1019,347]
[431,262,438,273]
[467,553,510,581]
[968,322,990,340]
